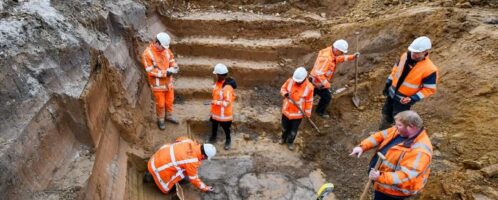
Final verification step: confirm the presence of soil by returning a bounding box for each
[0,0,497,199]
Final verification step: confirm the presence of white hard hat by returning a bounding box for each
[292,67,308,82]
[333,39,348,53]
[203,144,216,160]
[408,36,431,53]
[156,32,171,49]
[213,63,229,75]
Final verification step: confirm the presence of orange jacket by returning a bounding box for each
[387,52,438,102]
[211,80,236,122]
[142,43,178,91]
[147,137,209,193]
[280,78,314,119]
[310,47,355,89]
[360,127,433,196]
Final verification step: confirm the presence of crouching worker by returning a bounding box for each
[143,137,216,195]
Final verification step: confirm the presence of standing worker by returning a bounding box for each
[310,39,359,118]
[143,137,216,195]
[142,32,180,130]
[379,36,438,130]
[350,110,433,200]
[280,67,314,150]
[209,63,237,150]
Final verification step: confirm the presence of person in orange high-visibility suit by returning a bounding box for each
[350,110,433,200]
[379,36,438,130]
[309,39,359,118]
[142,32,180,130]
[143,137,217,196]
[209,63,237,150]
[280,67,314,150]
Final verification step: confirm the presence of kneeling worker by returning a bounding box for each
[144,137,216,195]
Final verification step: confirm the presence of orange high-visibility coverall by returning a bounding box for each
[142,43,178,119]
[147,137,210,193]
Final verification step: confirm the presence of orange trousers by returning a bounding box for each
[153,89,174,119]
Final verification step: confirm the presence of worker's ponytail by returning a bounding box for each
[223,77,237,89]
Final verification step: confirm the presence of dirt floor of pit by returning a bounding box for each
[1,0,498,200]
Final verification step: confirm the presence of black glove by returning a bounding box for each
[166,71,173,76]
[284,93,289,98]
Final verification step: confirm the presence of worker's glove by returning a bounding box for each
[204,186,214,192]
[369,169,380,181]
[349,146,363,158]
[166,66,179,76]
[400,97,411,105]
[284,93,289,98]
[354,52,360,58]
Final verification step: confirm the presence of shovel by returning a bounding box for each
[287,96,321,134]
[352,31,361,108]
[360,152,386,200]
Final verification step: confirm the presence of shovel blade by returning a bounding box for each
[352,95,361,108]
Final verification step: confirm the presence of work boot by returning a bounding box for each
[166,113,179,125]
[280,138,286,145]
[318,113,330,119]
[224,140,231,150]
[287,143,295,150]
[157,120,166,130]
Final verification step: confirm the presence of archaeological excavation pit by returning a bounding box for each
[1,1,497,200]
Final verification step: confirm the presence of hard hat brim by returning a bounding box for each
[292,77,305,82]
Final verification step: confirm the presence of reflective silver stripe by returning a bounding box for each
[156,78,160,86]
[395,54,407,79]
[423,84,436,89]
[287,79,294,92]
[305,109,312,113]
[344,55,349,62]
[417,92,424,99]
[151,157,170,191]
[382,160,396,170]
[368,136,378,146]
[377,183,418,195]
[388,74,393,80]
[287,112,304,117]
[401,166,420,179]
[165,49,170,61]
[212,114,232,120]
[157,70,162,77]
[381,130,388,138]
[412,142,432,154]
[156,158,199,171]
[151,85,168,89]
[402,82,420,89]
[145,66,154,72]
[413,152,422,169]
[189,175,199,180]
[148,49,157,66]
[391,173,402,184]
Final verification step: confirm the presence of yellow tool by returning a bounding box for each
[316,183,335,200]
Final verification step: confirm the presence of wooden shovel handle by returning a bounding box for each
[360,152,386,200]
